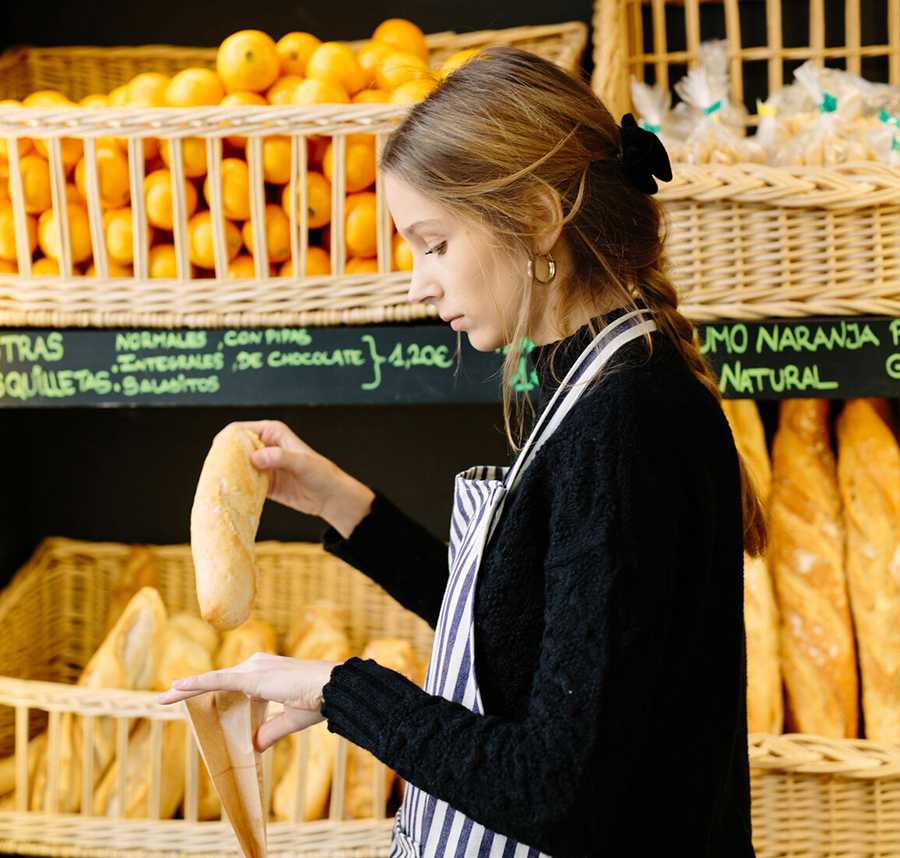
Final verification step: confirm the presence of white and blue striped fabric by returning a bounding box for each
[389,310,657,857]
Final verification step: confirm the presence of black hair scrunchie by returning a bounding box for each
[618,112,673,195]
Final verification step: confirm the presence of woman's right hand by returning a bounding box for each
[228,420,374,537]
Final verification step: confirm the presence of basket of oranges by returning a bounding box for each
[0,18,587,328]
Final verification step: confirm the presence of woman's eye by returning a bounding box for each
[424,241,447,256]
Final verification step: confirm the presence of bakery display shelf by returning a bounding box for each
[0,315,897,408]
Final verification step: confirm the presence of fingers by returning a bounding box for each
[251,445,300,471]
[255,709,324,752]
[156,687,208,705]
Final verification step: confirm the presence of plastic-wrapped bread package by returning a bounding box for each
[629,77,687,163]
[870,109,900,167]
[272,607,353,822]
[344,639,425,819]
[836,399,900,742]
[93,622,214,818]
[671,39,765,165]
[721,400,782,735]
[768,400,858,738]
[31,587,168,812]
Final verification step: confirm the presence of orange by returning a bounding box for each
[0,100,33,160]
[323,138,375,193]
[306,42,366,95]
[356,41,395,88]
[242,203,291,263]
[144,168,199,230]
[280,171,331,228]
[307,135,330,169]
[392,232,413,271]
[265,75,301,105]
[165,68,225,106]
[188,211,243,268]
[220,91,267,149]
[344,191,377,258]
[276,32,321,76]
[389,78,437,104]
[280,246,331,276]
[0,163,9,203]
[0,259,16,273]
[126,72,170,105]
[85,259,132,277]
[108,85,129,106]
[22,90,72,107]
[79,93,110,107]
[352,88,390,104]
[38,201,92,264]
[148,244,179,278]
[17,154,52,214]
[160,138,208,178]
[102,207,134,264]
[31,256,61,275]
[439,48,482,78]
[217,30,280,94]
[202,157,250,220]
[292,78,349,106]
[346,256,378,274]
[372,19,428,62]
[376,52,431,91]
[34,137,83,176]
[261,136,292,184]
[227,254,258,278]
[0,203,37,260]
[74,145,131,209]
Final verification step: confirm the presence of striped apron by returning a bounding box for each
[389,309,657,858]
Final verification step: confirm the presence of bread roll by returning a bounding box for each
[286,600,349,656]
[721,400,782,735]
[769,400,858,738]
[215,617,278,670]
[191,425,271,631]
[345,639,423,819]
[836,399,900,742]
[168,612,220,655]
[93,621,214,819]
[32,587,168,812]
[105,546,161,636]
[272,610,352,821]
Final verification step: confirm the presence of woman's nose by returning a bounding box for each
[407,270,441,306]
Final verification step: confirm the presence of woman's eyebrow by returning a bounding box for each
[399,218,442,239]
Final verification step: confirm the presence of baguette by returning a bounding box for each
[769,400,858,738]
[191,425,271,631]
[836,399,900,742]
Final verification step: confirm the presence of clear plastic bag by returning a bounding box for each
[870,109,900,167]
[630,76,687,163]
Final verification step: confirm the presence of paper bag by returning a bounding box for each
[183,692,267,858]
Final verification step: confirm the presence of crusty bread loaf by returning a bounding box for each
[836,399,900,742]
[215,617,278,670]
[168,612,220,655]
[32,587,168,813]
[191,425,271,631]
[286,600,349,656]
[345,639,424,819]
[0,732,47,807]
[721,400,783,735]
[272,610,352,822]
[769,400,858,738]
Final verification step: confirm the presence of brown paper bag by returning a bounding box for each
[183,692,267,858]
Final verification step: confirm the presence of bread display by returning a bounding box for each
[191,425,271,631]
[836,399,900,742]
[769,400,858,738]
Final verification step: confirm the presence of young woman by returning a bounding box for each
[160,47,766,857]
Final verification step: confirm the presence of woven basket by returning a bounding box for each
[0,538,899,857]
[0,22,587,329]
[0,536,437,857]
[591,0,900,321]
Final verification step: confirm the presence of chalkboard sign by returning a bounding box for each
[0,317,897,407]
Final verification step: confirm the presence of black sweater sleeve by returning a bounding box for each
[320,488,449,630]
[320,398,679,854]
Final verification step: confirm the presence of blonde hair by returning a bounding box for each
[380,46,766,556]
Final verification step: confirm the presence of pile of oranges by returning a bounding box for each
[0,19,480,279]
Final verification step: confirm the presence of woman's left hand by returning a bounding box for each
[156,653,342,752]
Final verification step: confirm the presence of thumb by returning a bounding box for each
[255,709,322,752]
[252,446,295,471]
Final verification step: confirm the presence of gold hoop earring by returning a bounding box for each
[528,252,557,285]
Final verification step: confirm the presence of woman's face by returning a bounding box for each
[384,172,525,352]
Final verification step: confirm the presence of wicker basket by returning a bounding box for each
[0,536,437,857]
[0,22,587,329]
[591,0,900,321]
[0,537,899,856]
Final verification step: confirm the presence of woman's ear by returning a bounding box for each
[530,186,565,256]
